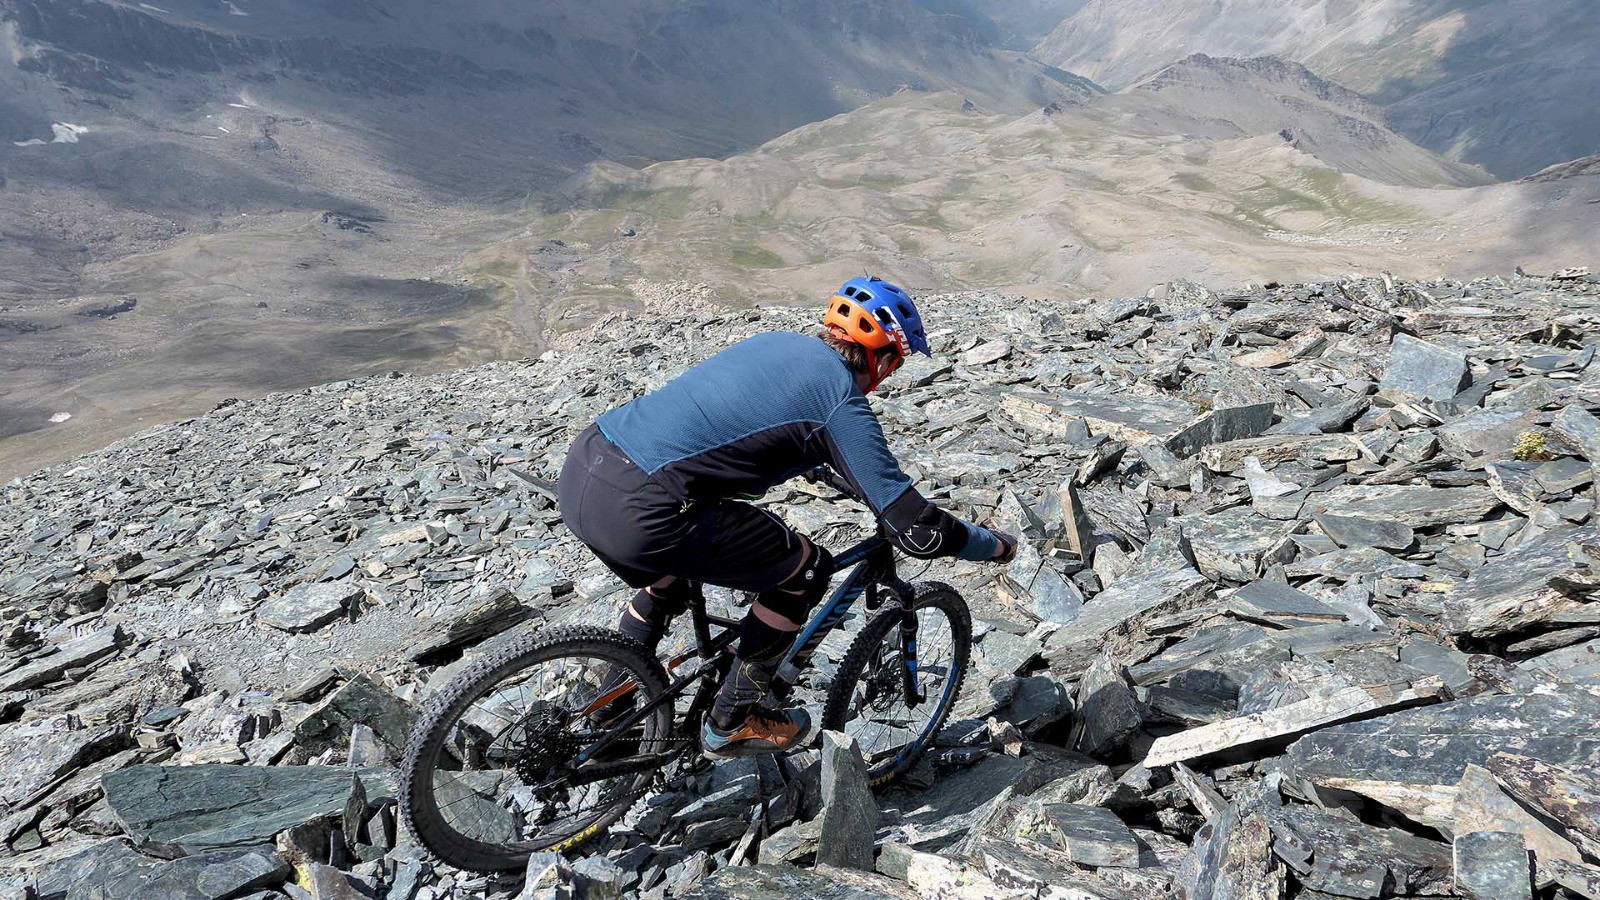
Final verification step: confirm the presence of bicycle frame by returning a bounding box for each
[570,527,922,773]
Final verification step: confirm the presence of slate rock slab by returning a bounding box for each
[293,673,417,755]
[817,731,878,871]
[1283,692,1600,790]
[1379,333,1470,402]
[0,626,125,693]
[59,847,288,900]
[1035,803,1139,867]
[1312,512,1415,551]
[1453,830,1533,900]
[1441,525,1600,638]
[1311,483,1501,528]
[102,764,395,852]
[256,581,362,633]
[682,863,915,899]
[0,721,126,807]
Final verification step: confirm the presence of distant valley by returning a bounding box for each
[0,0,1594,477]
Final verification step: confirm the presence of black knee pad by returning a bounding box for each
[630,580,697,623]
[757,544,834,623]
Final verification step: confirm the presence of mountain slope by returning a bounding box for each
[1095,55,1488,188]
[1031,0,1600,178]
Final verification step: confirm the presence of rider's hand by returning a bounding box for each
[990,529,1018,563]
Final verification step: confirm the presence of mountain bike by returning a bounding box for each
[398,466,974,872]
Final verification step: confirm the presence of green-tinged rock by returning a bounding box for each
[102,764,395,852]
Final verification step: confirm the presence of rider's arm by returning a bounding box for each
[816,394,1003,561]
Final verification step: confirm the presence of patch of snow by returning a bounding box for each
[12,123,88,147]
[49,412,72,424]
[218,126,231,133]
[138,4,170,13]
[224,1,249,15]
[228,102,253,109]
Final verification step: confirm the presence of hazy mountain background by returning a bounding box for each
[1033,0,1600,178]
[0,0,1594,477]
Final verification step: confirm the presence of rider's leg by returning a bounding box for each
[614,576,693,652]
[594,577,695,725]
[706,540,833,752]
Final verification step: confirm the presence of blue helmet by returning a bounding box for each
[829,276,930,356]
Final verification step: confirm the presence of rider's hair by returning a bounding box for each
[816,328,869,373]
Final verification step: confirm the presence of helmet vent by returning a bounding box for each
[857,315,875,332]
[843,287,858,298]
[874,309,894,325]
[836,303,850,315]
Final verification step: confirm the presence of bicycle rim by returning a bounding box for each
[822,584,971,784]
[401,627,676,870]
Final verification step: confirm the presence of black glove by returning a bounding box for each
[990,528,1018,563]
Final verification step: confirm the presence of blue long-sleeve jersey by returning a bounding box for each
[596,331,998,562]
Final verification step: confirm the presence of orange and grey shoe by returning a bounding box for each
[701,707,813,759]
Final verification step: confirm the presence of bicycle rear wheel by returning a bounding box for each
[820,582,971,786]
[400,626,675,872]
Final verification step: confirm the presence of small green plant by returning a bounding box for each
[1512,431,1555,462]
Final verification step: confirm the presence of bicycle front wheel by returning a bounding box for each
[820,582,972,786]
[400,626,675,872]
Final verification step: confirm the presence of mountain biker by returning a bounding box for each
[557,276,1017,759]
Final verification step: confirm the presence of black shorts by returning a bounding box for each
[557,424,807,593]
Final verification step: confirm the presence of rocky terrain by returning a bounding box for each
[6,268,1600,897]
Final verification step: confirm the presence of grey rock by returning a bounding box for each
[102,763,394,852]
[1312,512,1415,551]
[257,581,362,633]
[1453,830,1533,899]
[682,864,910,899]
[1226,581,1346,627]
[0,721,126,808]
[817,730,878,871]
[1283,691,1600,790]
[1311,483,1502,528]
[0,626,125,692]
[293,673,417,755]
[1379,333,1470,402]
[1441,525,1600,638]
[38,845,288,900]
[1069,651,1142,759]
[1034,802,1140,867]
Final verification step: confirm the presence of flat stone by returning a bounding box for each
[817,731,878,871]
[1441,526,1600,638]
[1311,483,1502,528]
[1283,692,1600,790]
[1453,831,1532,900]
[1034,803,1140,867]
[1045,547,1212,672]
[0,626,125,693]
[1312,512,1415,551]
[32,845,288,900]
[1226,581,1346,627]
[256,581,362,633]
[102,764,394,852]
[1379,333,1470,402]
[407,587,533,665]
[1199,434,1360,472]
[1164,403,1276,458]
[292,673,417,756]
[0,721,126,807]
[682,864,917,899]
[1277,805,1454,897]
[1145,676,1447,768]
[1487,752,1600,860]
[1454,763,1585,865]
[1175,508,1300,582]
[1284,546,1426,580]
[1003,390,1196,444]
[1437,407,1543,461]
